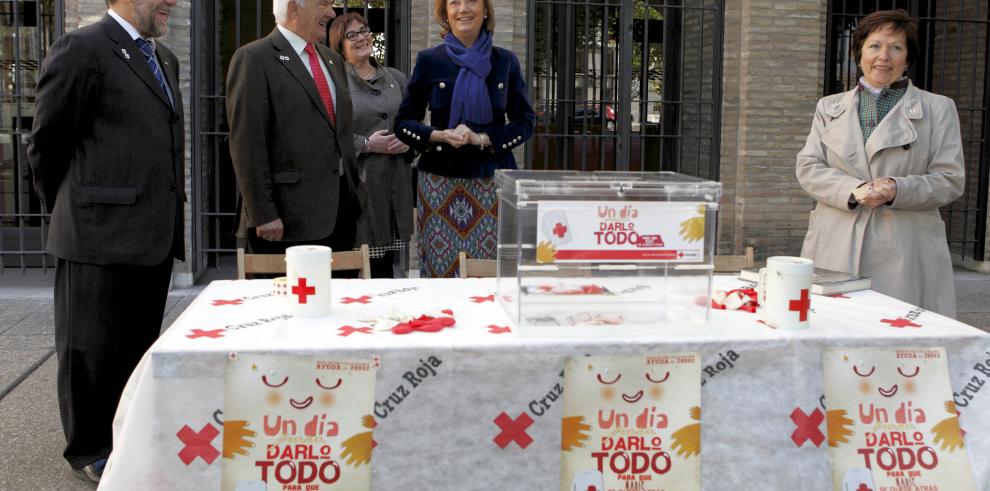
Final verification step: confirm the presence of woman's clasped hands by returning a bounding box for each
[433,124,484,148]
[854,177,897,208]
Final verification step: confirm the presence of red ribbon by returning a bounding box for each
[709,288,759,313]
[390,313,456,335]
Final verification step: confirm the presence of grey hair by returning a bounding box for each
[272,0,305,24]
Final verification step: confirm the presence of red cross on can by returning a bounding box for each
[757,256,813,330]
[285,245,333,318]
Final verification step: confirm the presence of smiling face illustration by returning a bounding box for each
[850,360,920,398]
[560,354,703,491]
[260,370,344,410]
[592,366,671,405]
[823,347,978,491]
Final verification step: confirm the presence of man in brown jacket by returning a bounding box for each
[227,0,361,257]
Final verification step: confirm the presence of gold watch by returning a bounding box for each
[478,132,491,150]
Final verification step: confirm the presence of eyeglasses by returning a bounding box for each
[345,27,372,41]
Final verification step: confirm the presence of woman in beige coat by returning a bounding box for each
[797,10,964,317]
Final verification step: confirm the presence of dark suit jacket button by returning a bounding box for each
[170,184,178,192]
[381,113,388,120]
[372,89,382,96]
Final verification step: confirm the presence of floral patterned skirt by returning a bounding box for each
[416,171,498,278]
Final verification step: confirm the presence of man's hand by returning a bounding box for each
[255,218,284,241]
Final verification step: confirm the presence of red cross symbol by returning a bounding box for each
[487,324,511,334]
[471,294,495,303]
[176,423,220,465]
[856,484,873,491]
[187,328,225,339]
[211,299,243,306]
[826,293,850,299]
[292,277,316,304]
[493,412,533,449]
[790,407,825,447]
[881,317,921,328]
[677,251,684,258]
[788,289,811,321]
[341,295,372,304]
[552,222,568,238]
[338,325,373,337]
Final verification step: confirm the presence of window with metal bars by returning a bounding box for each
[0,0,58,273]
[526,0,723,179]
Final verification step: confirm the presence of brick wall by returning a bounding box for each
[56,0,988,277]
[679,0,718,181]
[718,0,827,260]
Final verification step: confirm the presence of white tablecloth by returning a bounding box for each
[99,278,990,490]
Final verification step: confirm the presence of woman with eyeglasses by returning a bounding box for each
[394,0,535,278]
[329,12,413,277]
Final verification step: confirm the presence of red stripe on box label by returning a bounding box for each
[554,249,696,261]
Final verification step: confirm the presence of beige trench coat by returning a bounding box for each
[796,82,965,317]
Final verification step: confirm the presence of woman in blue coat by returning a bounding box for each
[395,0,535,278]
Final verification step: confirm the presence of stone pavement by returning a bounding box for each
[0,268,988,489]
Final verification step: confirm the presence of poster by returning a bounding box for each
[535,201,707,263]
[824,347,976,491]
[222,354,377,491]
[560,354,702,491]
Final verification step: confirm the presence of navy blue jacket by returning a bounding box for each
[395,43,535,178]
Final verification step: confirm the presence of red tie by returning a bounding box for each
[304,43,336,127]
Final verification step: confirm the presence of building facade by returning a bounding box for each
[2,0,987,284]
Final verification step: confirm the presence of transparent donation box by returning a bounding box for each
[495,170,721,336]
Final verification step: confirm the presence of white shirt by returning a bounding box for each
[108,8,175,107]
[277,24,337,111]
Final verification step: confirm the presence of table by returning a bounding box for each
[100,278,990,490]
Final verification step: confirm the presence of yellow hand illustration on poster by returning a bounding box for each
[824,347,977,491]
[222,354,377,491]
[559,354,701,491]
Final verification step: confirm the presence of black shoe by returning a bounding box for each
[72,458,107,487]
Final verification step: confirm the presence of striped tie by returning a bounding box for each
[135,38,172,107]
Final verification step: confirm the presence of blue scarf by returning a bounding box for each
[443,29,493,128]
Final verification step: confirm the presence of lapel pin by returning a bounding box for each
[121,48,130,60]
[328,60,333,65]
[163,60,169,66]
[279,55,290,61]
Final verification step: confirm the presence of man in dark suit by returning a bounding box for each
[227,0,360,259]
[28,0,183,485]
